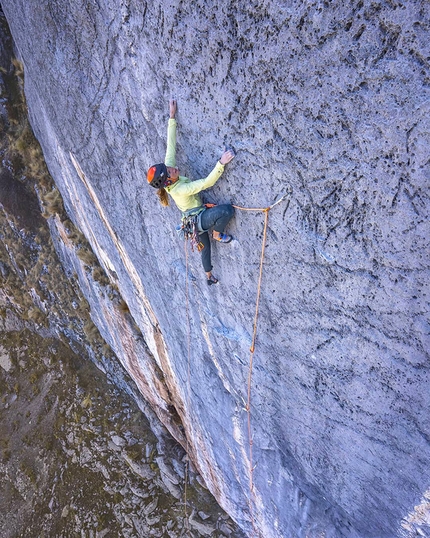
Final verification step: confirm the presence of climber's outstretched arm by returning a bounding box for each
[165,99,177,167]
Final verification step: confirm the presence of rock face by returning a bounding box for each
[0,16,244,538]
[2,1,429,536]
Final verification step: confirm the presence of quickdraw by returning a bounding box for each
[176,208,205,252]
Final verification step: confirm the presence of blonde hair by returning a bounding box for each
[156,187,169,207]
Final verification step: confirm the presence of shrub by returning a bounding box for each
[27,306,46,326]
[83,319,100,343]
[92,266,110,286]
[42,189,64,217]
[117,299,130,313]
[63,219,86,245]
[77,247,98,267]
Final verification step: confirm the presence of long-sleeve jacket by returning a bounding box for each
[164,119,225,214]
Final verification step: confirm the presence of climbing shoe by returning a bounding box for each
[213,232,232,243]
[207,275,219,286]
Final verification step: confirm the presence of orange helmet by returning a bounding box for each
[147,163,168,189]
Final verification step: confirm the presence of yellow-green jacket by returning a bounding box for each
[165,119,225,214]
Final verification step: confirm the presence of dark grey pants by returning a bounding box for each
[199,204,235,272]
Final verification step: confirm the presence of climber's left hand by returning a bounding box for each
[169,99,177,119]
[219,149,235,165]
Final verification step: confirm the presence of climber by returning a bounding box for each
[147,99,235,286]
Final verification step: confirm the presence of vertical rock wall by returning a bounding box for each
[1,1,429,536]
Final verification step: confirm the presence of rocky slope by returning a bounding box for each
[1,1,429,537]
[0,317,242,538]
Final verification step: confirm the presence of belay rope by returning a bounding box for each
[232,190,291,537]
[183,189,291,537]
[184,241,191,534]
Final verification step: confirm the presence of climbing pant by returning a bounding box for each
[198,204,235,272]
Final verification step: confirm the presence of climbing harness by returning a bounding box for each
[182,189,292,537]
[176,207,205,252]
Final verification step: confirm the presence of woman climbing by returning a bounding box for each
[147,99,235,285]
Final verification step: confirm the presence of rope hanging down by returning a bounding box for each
[184,241,193,535]
[183,189,291,537]
[232,190,291,537]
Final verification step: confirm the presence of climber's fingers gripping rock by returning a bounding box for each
[219,149,235,165]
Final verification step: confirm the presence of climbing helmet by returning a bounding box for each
[147,163,168,189]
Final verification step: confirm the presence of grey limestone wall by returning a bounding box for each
[1,0,429,536]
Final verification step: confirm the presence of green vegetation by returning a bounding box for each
[92,266,110,286]
[63,219,86,246]
[83,319,101,344]
[77,247,98,267]
[42,189,65,218]
[81,394,92,409]
[117,299,130,313]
